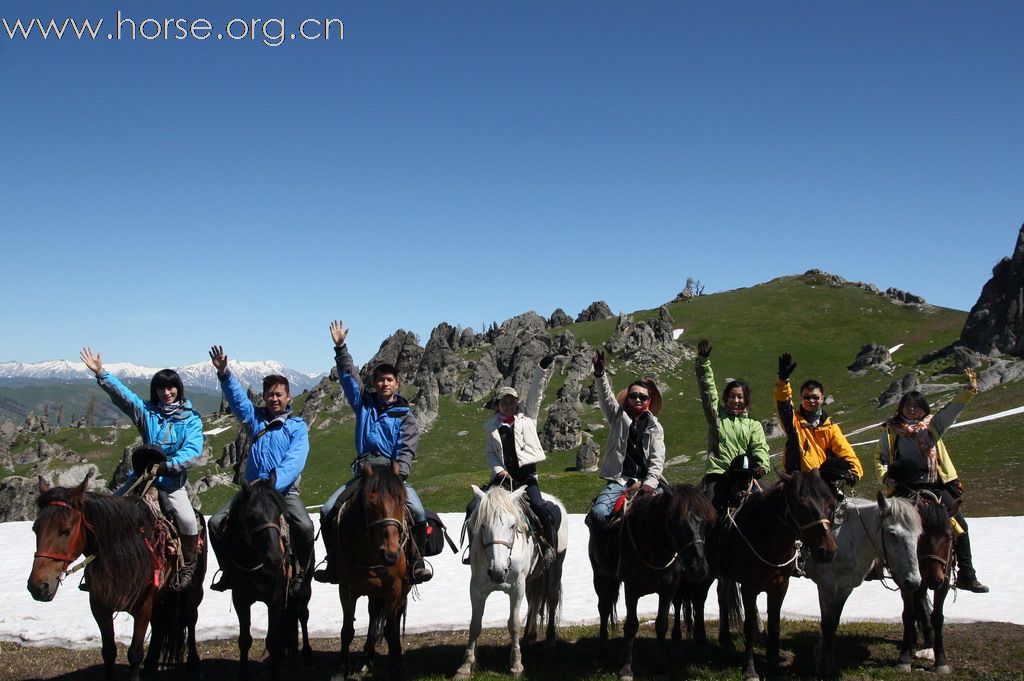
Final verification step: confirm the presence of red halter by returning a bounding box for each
[34,500,95,572]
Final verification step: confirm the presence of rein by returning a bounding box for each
[34,500,97,578]
[231,517,288,573]
[851,504,902,592]
[348,512,409,571]
[621,494,684,572]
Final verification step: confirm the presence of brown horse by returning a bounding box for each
[328,461,411,681]
[589,484,716,681]
[897,490,960,674]
[680,469,838,680]
[27,474,206,681]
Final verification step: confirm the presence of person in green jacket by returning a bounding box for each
[695,338,770,512]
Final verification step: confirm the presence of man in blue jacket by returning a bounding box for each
[207,345,314,595]
[315,320,431,584]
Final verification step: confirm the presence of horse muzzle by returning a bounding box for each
[26,577,58,602]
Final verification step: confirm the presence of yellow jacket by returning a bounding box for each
[774,379,864,479]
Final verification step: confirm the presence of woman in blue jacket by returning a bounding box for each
[80,347,204,589]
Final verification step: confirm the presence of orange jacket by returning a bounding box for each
[774,379,864,479]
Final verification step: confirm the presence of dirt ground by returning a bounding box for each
[1,620,1022,680]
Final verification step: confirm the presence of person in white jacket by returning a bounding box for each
[587,350,666,527]
[468,361,559,565]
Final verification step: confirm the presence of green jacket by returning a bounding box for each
[696,357,770,475]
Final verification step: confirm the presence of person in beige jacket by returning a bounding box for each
[587,350,666,527]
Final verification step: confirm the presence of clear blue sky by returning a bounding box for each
[2,1,1021,374]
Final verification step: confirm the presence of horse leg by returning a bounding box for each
[718,578,737,651]
[594,573,619,657]
[125,596,154,681]
[384,600,406,681]
[672,587,683,645]
[91,601,118,681]
[266,599,283,681]
[816,583,850,680]
[618,587,640,681]
[691,579,712,646]
[455,581,487,679]
[364,597,384,674]
[765,581,788,681]
[233,594,253,681]
[897,587,918,672]
[299,598,313,666]
[740,584,760,681]
[917,589,934,647]
[186,589,203,679]
[544,561,562,652]
[332,590,358,681]
[932,586,951,674]
[508,578,525,676]
[653,591,673,681]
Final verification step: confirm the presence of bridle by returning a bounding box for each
[232,515,288,573]
[621,494,704,572]
[33,500,95,579]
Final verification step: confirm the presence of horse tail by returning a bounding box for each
[150,589,189,666]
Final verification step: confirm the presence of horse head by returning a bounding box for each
[28,473,93,601]
[666,485,715,583]
[359,461,408,567]
[234,473,288,577]
[915,490,956,590]
[875,492,922,591]
[780,469,837,564]
[471,484,528,584]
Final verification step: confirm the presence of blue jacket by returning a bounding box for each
[97,371,203,491]
[218,370,309,493]
[334,344,418,478]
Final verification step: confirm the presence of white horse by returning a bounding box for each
[805,492,923,679]
[455,484,568,679]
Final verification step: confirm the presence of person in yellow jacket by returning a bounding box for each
[775,352,863,495]
[876,367,987,593]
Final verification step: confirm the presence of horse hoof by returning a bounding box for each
[936,664,952,675]
[895,662,911,673]
[743,669,760,681]
[617,674,633,681]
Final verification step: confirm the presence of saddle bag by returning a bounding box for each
[424,509,458,556]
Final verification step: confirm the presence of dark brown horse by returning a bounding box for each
[588,484,715,681]
[680,470,837,680]
[897,490,960,674]
[328,461,411,681]
[218,473,312,680]
[27,474,206,681]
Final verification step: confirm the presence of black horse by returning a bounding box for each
[589,484,716,681]
[28,474,206,681]
[218,472,313,681]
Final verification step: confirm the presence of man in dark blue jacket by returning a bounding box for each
[207,345,314,595]
[315,320,431,584]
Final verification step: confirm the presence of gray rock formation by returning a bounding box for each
[885,287,926,305]
[576,301,614,323]
[604,307,682,370]
[541,380,583,452]
[877,372,920,407]
[960,223,1024,358]
[548,308,573,328]
[0,467,108,522]
[976,358,1024,392]
[575,435,600,472]
[848,343,893,373]
[362,329,425,386]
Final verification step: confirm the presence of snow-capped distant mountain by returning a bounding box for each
[0,360,324,393]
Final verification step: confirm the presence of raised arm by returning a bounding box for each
[694,339,719,426]
[930,368,978,437]
[522,360,551,421]
[775,352,800,473]
[331,320,363,412]
[82,347,147,426]
[210,345,258,429]
[593,351,620,423]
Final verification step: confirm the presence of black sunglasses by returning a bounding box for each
[627,392,650,402]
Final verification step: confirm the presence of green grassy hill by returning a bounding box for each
[8,274,1023,516]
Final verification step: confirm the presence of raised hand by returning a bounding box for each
[593,350,606,377]
[778,352,797,381]
[209,345,229,374]
[964,367,979,393]
[80,347,103,376]
[697,338,712,359]
[330,320,349,346]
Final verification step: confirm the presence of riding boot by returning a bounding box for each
[540,506,558,567]
[411,522,433,583]
[175,534,199,591]
[953,532,989,593]
[313,516,340,584]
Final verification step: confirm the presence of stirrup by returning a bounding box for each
[413,560,433,583]
[210,570,231,592]
[313,567,338,584]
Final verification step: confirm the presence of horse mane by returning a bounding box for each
[38,486,156,611]
[919,496,952,537]
[361,465,407,506]
[470,487,528,536]
[847,495,922,535]
[786,470,835,508]
[665,483,716,523]
[231,478,287,523]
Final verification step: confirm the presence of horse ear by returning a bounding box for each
[362,462,374,478]
[37,476,51,493]
[391,459,401,479]
[268,469,278,489]
[777,468,791,482]
[511,486,527,501]
[876,490,890,514]
[948,497,963,517]
[71,471,92,500]
[471,484,485,500]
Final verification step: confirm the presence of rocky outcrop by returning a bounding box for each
[576,301,614,323]
[548,308,572,328]
[960,223,1024,358]
[802,269,925,304]
[604,307,682,370]
[976,358,1024,392]
[848,343,893,373]
[541,379,583,452]
[361,330,425,386]
[877,372,921,407]
[885,288,926,305]
[0,466,107,522]
[575,435,600,472]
